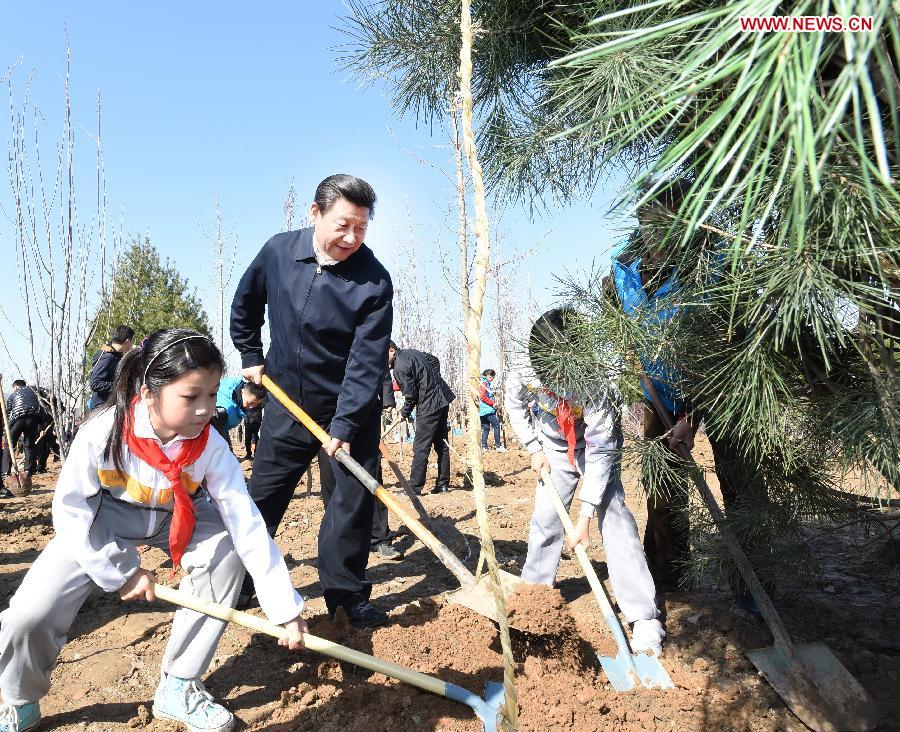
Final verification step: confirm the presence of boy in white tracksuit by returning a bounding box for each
[505,309,664,653]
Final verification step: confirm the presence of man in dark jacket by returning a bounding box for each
[388,341,455,494]
[88,325,134,410]
[2,380,42,479]
[231,174,393,627]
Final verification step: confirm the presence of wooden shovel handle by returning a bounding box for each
[153,583,445,696]
[639,377,795,652]
[260,375,475,589]
[539,470,636,659]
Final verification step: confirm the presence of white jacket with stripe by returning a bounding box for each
[51,401,303,624]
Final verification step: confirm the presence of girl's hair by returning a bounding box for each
[528,307,577,384]
[482,369,496,378]
[103,328,225,474]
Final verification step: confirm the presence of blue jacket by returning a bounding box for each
[611,244,685,413]
[216,376,247,431]
[230,228,393,442]
[479,377,496,417]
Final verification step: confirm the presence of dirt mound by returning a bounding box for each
[507,584,575,637]
[1,441,895,731]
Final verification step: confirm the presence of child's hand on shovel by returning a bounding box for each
[279,615,308,650]
[568,515,592,550]
[119,568,157,602]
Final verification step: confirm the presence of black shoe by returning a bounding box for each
[432,484,450,494]
[410,486,424,496]
[373,542,402,560]
[0,487,13,499]
[342,599,390,629]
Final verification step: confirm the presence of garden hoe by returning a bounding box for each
[641,377,878,731]
[153,584,505,732]
[261,375,525,625]
[540,469,674,691]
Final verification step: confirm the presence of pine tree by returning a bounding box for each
[341,1,899,587]
[87,238,211,358]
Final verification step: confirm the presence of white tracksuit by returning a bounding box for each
[505,364,658,623]
[0,401,303,705]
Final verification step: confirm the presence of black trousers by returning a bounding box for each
[642,403,767,593]
[409,405,451,491]
[318,449,390,548]
[2,415,40,475]
[247,403,380,611]
[244,420,261,457]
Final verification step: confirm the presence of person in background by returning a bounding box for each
[88,325,135,411]
[479,369,506,451]
[242,403,264,461]
[388,341,455,495]
[210,376,267,451]
[1,380,42,483]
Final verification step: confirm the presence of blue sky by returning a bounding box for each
[0,1,632,378]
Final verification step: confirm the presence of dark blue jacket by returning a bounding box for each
[230,228,393,442]
[88,346,123,408]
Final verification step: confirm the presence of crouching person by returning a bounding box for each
[505,308,665,655]
[0,329,305,732]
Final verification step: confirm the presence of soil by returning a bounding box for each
[1,434,898,731]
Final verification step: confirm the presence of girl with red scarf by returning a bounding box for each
[505,309,665,655]
[0,329,304,732]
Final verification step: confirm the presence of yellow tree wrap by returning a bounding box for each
[458,1,519,728]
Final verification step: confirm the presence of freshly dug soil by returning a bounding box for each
[1,435,898,731]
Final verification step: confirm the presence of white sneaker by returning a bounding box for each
[631,619,665,655]
[153,673,234,732]
[495,446,508,452]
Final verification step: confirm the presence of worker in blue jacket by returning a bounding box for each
[610,182,766,617]
[230,174,393,628]
[210,376,267,448]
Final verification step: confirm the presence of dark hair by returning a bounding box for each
[103,328,225,474]
[314,174,377,219]
[242,380,267,400]
[388,340,398,351]
[111,325,135,345]
[482,369,496,378]
[12,379,26,389]
[635,178,693,216]
[528,308,576,382]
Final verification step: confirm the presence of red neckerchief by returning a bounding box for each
[123,396,209,573]
[555,397,578,467]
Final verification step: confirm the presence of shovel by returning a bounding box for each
[540,469,674,691]
[153,584,504,731]
[0,376,31,497]
[260,375,525,625]
[641,377,878,731]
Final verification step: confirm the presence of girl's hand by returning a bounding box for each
[568,515,592,551]
[279,615,308,650]
[531,451,551,478]
[119,568,157,602]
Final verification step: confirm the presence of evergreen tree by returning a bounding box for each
[341,1,899,586]
[87,238,211,359]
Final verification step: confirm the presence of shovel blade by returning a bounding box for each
[748,643,878,731]
[599,649,675,692]
[447,569,526,625]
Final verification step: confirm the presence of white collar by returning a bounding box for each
[312,234,339,267]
